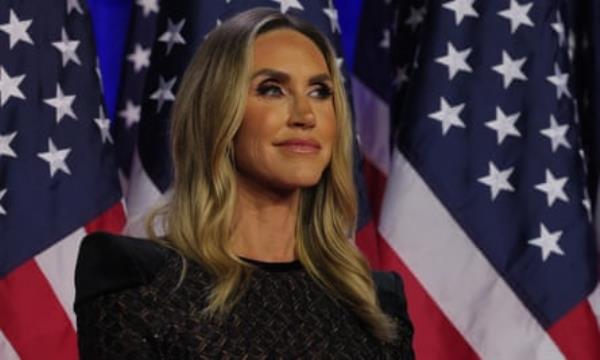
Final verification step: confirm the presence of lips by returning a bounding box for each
[274,139,321,153]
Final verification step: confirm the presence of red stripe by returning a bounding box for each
[0,202,125,359]
[548,300,600,359]
[378,236,480,359]
[362,157,388,224]
[84,202,126,234]
[0,260,79,360]
[360,157,478,359]
[356,157,392,269]
[356,220,382,269]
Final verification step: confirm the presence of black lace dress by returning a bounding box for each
[74,232,414,359]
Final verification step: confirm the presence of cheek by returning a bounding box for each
[237,102,275,146]
[240,98,287,136]
[234,101,280,170]
[317,103,337,156]
[234,122,267,167]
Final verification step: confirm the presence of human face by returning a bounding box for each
[234,29,336,192]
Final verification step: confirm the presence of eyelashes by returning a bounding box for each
[311,84,333,99]
[256,81,333,100]
[256,83,284,97]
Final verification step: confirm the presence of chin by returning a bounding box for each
[274,172,324,190]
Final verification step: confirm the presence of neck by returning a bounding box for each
[230,174,300,262]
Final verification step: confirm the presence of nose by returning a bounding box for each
[289,94,316,128]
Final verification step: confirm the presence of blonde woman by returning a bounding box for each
[75,7,414,359]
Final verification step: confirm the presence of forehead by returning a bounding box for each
[251,29,329,73]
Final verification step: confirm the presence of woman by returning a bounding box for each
[75,7,414,359]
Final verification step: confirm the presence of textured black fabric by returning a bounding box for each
[74,233,414,359]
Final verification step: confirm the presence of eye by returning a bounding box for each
[256,82,285,97]
[310,83,333,100]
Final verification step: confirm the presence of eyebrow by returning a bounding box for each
[250,68,332,84]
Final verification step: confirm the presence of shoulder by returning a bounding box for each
[74,231,172,311]
[373,271,415,358]
[372,271,409,319]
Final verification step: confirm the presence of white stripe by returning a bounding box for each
[589,284,600,324]
[35,228,86,330]
[124,147,167,237]
[595,178,600,251]
[379,149,564,360]
[0,329,21,360]
[351,75,391,176]
[118,168,131,201]
[591,179,600,324]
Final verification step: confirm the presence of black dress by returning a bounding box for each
[74,232,414,359]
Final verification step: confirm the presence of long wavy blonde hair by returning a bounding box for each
[148,7,397,342]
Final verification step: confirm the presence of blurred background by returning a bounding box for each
[1,0,599,359]
[87,0,364,120]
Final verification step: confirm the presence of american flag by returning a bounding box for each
[0,1,125,359]
[114,0,381,258]
[354,0,600,358]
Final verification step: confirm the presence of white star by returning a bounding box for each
[37,139,72,177]
[528,223,565,262]
[0,188,6,215]
[546,63,571,100]
[150,76,177,112]
[95,107,113,144]
[435,42,472,80]
[551,12,565,46]
[159,18,186,55]
[323,2,341,34]
[44,84,77,124]
[67,0,84,14]
[204,19,223,39]
[485,107,521,145]
[583,197,592,222]
[535,169,569,207]
[127,43,151,73]
[540,115,570,152]
[413,46,421,69]
[379,29,390,49]
[0,131,17,158]
[272,0,304,14]
[478,162,515,200]
[119,100,141,128]
[578,148,587,169]
[335,57,345,82]
[574,100,581,125]
[443,0,478,25]
[405,6,427,31]
[498,0,534,34]
[136,0,159,17]
[0,10,34,49]
[428,97,466,135]
[492,51,527,89]
[0,66,26,107]
[95,57,104,92]
[568,30,576,61]
[52,28,81,67]
[393,65,409,88]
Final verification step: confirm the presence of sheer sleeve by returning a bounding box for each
[373,271,415,359]
[76,288,161,360]
[74,233,169,360]
[390,272,415,360]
